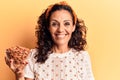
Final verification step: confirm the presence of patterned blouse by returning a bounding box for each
[24,48,94,80]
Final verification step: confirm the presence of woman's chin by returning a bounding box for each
[55,41,67,46]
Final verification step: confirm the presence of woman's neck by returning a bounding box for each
[52,45,70,53]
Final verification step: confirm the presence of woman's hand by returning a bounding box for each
[5,46,30,79]
[5,57,27,78]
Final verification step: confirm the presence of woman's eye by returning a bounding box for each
[50,22,58,26]
[64,22,70,26]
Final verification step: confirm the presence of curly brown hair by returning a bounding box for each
[35,1,87,63]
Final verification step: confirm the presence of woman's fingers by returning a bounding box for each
[5,57,10,66]
[5,57,16,72]
[9,59,16,72]
[15,61,28,78]
[5,57,28,71]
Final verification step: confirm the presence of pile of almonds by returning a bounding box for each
[6,46,30,66]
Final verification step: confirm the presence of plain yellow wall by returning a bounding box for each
[0,0,120,80]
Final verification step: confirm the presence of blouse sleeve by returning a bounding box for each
[82,51,95,80]
[24,49,36,79]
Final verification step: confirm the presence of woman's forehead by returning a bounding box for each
[50,10,73,21]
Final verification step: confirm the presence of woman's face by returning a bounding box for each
[49,9,75,46]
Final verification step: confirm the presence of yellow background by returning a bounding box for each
[0,0,120,80]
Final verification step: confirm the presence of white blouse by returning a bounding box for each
[24,48,94,80]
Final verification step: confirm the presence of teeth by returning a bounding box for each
[56,34,65,38]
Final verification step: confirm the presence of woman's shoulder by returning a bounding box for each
[72,49,91,63]
[30,48,38,53]
[71,48,90,58]
[27,48,38,60]
[72,48,88,55]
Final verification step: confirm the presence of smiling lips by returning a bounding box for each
[55,34,66,39]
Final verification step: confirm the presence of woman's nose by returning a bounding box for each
[57,24,64,32]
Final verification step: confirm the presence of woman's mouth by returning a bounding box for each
[55,34,66,39]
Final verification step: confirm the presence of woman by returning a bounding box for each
[5,1,94,80]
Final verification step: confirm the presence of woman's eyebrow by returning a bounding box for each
[51,19,72,22]
[50,19,59,23]
[64,20,72,22]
